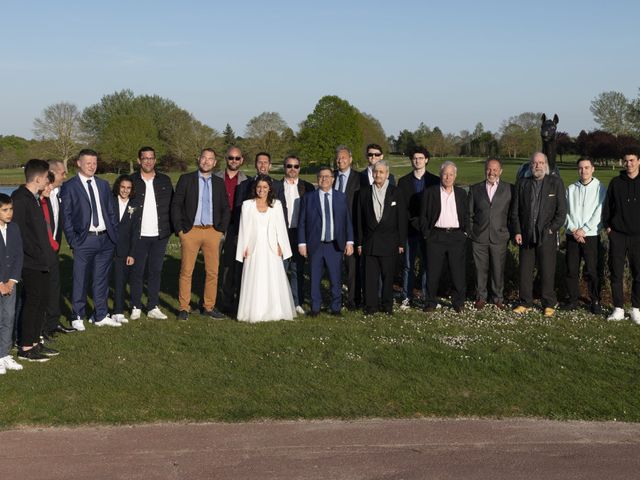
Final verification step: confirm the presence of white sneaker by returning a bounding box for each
[71,319,86,331]
[399,298,411,311]
[112,314,128,324]
[630,308,640,325]
[295,305,305,315]
[130,307,142,320]
[147,307,168,320]
[1,355,23,371]
[607,307,625,321]
[94,316,121,327]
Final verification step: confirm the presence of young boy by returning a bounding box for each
[0,193,24,373]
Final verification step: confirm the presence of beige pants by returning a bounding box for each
[178,227,223,312]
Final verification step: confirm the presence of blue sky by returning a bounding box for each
[1,0,638,140]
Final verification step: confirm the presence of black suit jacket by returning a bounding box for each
[115,198,142,258]
[171,171,230,234]
[0,221,23,282]
[236,175,283,206]
[130,171,173,239]
[419,184,470,240]
[511,175,567,247]
[333,168,361,222]
[356,184,408,256]
[277,178,316,229]
[468,180,513,244]
[11,185,56,271]
[397,170,440,235]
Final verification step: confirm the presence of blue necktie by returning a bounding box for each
[87,179,99,227]
[324,192,332,242]
[201,177,210,225]
[338,173,345,193]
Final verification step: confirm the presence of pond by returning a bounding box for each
[0,186,17,195]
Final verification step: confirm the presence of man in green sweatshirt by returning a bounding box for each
[603,146,640,323]
[564,157,606,314]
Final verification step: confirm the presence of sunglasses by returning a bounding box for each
[367,152,382,158]
[285,164,300,169]
[227,156,242,161]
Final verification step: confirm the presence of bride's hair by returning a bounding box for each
[250,174,276,207]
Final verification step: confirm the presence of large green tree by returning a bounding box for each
[297,96,363,166]
[590,91,635,136]
[99,114,161,173]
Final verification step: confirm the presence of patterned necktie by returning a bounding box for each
[87,179,99,227]
[338,174,345,193]
[324,192,332,242]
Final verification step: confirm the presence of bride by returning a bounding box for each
[235,175,297,322]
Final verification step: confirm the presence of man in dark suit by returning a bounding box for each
[356,161,407,314]
[333,145,361,309]
[397,146,440,309]
[216,146,248,314]
[13,159,58,361]
[298,166,354,316]
[43,159,75,336]
[61,149,120,330]
[419,161,469,313]
[236,151,283,204]
[171,148,230,320]
[278,154,315,313]
[468,157,513,310]
[129,146,173,321]
[511,152,567,317]
[359,144,396,187]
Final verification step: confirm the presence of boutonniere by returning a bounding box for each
[127,206,136,217]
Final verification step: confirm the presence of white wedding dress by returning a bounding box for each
[236,199,297,322]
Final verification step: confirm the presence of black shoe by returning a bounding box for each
[178,310,189,321]
[18,348,50,362]
[330,310,343,317]
[591,301,603,315]
[52,324,76,334]
[36,343,59,357]
[42,331,57,342]
[453,305,464,313]
[307,311,320,317]
[202,308,225,319]
[363,308,377,315]
[561,302,578,311]
[344,301,357,311]
[423,305,437,313]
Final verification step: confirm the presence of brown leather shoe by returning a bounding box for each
[494,302,507,310]
[474,299,486,310]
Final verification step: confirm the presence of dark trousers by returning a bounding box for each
[363,254,397,312]
[72,234,115,320]
[309,242,343,313]
[130,235,169,310]
[20,268,50,347]
[425,229,467,308]
[403,233,427,300]
[565,235,601,304]
[283,228,305,307]
[472,240,508,303]
[219,230,242,311]
[113,255,131,314]
[608,230,640,308]
[518,235,558,308]
[343,250,362,307]
[43,254,62,333]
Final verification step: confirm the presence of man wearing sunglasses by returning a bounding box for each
[215,146,248,314]
[359,144,396,187]
[278,155,315,314]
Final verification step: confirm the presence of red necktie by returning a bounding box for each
[41,197,59,252]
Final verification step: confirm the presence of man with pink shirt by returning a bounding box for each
[418,161,469,313]
[467,158,513,310]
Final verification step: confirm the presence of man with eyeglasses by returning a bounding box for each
[128,146,173,322]
[298,166,354,316]
[215,146,248,314]
[278,155,315,314]
[359,144,396,187]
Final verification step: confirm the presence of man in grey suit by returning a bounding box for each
[468,157,513,310]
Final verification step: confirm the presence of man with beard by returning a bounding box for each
[512,152,566,317]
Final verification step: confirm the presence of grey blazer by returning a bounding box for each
[468,180,513,244]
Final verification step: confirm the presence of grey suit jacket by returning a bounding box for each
[468,180,513,244]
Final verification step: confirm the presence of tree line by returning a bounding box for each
[1,88,639,171]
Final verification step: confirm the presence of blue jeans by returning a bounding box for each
[402,234,427,300]
[0,288,17,357]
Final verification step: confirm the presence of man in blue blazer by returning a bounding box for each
[298,166,354,316]
[60,149,119,330]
